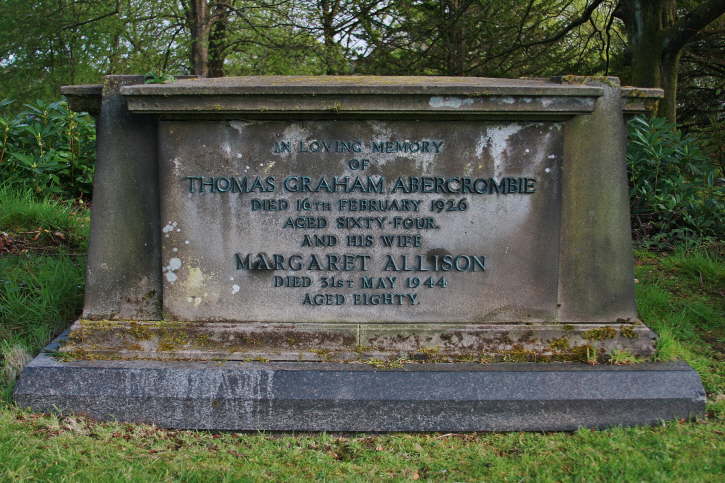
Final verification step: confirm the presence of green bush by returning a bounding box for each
[0,99,95,200]
[627,115,724,248]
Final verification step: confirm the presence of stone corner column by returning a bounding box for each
[82,75,162,320]
[558,76,639,323]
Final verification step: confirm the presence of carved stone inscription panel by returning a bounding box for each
[159,120,562,323]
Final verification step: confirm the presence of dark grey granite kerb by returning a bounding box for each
[14,342,706,432]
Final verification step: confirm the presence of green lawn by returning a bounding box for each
[0,188,723,481]
[1,412,723,481]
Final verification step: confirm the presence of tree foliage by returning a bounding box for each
[0,0,722,124]
[354,0,623,77]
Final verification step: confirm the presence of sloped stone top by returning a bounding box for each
[120,75,605,97]
[61,75,663,116]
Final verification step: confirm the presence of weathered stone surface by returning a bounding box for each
[122,75,605,96]
[621,86,664,114]
[15,339,705,431]
[559,80,637,322]
[82,75,162,320]
[59,320,656,361]
[15,75,684,432]
[158,119,562,324]
[52,74,665,361]
[64,79,662,118]
[60,84,102,115]
[122,76,603,117]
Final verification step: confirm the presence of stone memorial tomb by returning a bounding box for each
[15,76,705,431]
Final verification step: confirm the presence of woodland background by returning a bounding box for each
[0,0,722,127]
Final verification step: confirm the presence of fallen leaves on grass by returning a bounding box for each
[0,228,73,254]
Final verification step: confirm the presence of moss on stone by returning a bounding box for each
[364,358,406,369]
[58,319,650,365]
[128,322,154,341]
[158,331,190,352]
[548,337,570,351]
[583,326,618,341]
[417,347,440,355]
[570,344,601,364]
[619,326,637,339]
[559,75,620,88]
[310,349,335,361]
[500,348,540,362]
[192,334,212,347]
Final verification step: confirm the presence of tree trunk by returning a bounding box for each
[109,32,121,74]
[320,0,340,75]
[618,0,725,122]
[660,48,682,121]
[442,0,466,76]
[208,0,230,77]
[620,0,676,119]
[188,0,210,77]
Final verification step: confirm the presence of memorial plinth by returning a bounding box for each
[15,76,705,430]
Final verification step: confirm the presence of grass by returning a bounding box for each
[0,185,89,251]
[0,187,87,401]
[634,247,724,394]
[0,255,85,349]
[0,187,723,481]
[0,413,722,481]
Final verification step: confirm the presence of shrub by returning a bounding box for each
[627,116,724,249]
[0,99,95,200]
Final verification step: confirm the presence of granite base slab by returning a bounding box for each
[14,337,705,432]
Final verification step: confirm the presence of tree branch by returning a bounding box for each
[485,0,606,61]
[61,0,120,31]
[665,0,725,53]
